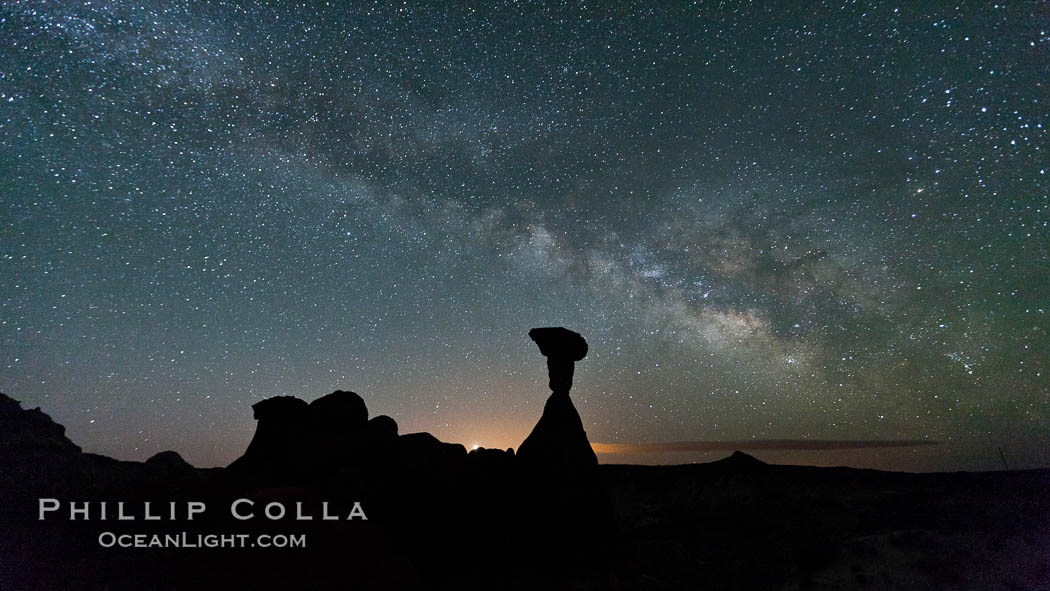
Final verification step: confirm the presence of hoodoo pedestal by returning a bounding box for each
[517,327,598,474]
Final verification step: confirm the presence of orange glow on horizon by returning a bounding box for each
[591,439,938,454]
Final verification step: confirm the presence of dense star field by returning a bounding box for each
[1,2,1047,470]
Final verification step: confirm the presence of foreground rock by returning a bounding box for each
[517,327,598,475]
[0,327,622,589]
[228,390,375,484]
[0,392,81,463]
[513,328,616,581]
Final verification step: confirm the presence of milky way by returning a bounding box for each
[2,2,1047,470]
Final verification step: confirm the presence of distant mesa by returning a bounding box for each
[145,450,193,469]
[713,450,768,470]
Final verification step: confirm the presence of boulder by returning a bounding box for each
[309,390,370,466]
[527,327,588,361]
[367,415,399,441]
[309,390,368,433]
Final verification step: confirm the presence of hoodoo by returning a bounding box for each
[517,327,598,474]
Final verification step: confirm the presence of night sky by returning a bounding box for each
[2,1,1047,471]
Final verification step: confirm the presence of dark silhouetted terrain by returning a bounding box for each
[3,390,1048,590]
[2,327,1047,589]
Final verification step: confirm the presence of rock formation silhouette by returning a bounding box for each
[528,326,589,391]
[516,327,598,475]
[713,450,768,471]
[0,392,81,462]
[511,328,617,583]
[3,386,1046,591]
[310,389,369,433]
[367,414,398,440]
[0,329,623,590]
[226,394,311,483]
[227,390,379,484]
[309,389,370,467]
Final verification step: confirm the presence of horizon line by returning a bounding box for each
[591,439,939,454]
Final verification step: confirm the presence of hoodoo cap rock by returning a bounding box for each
[527,327,588,362]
